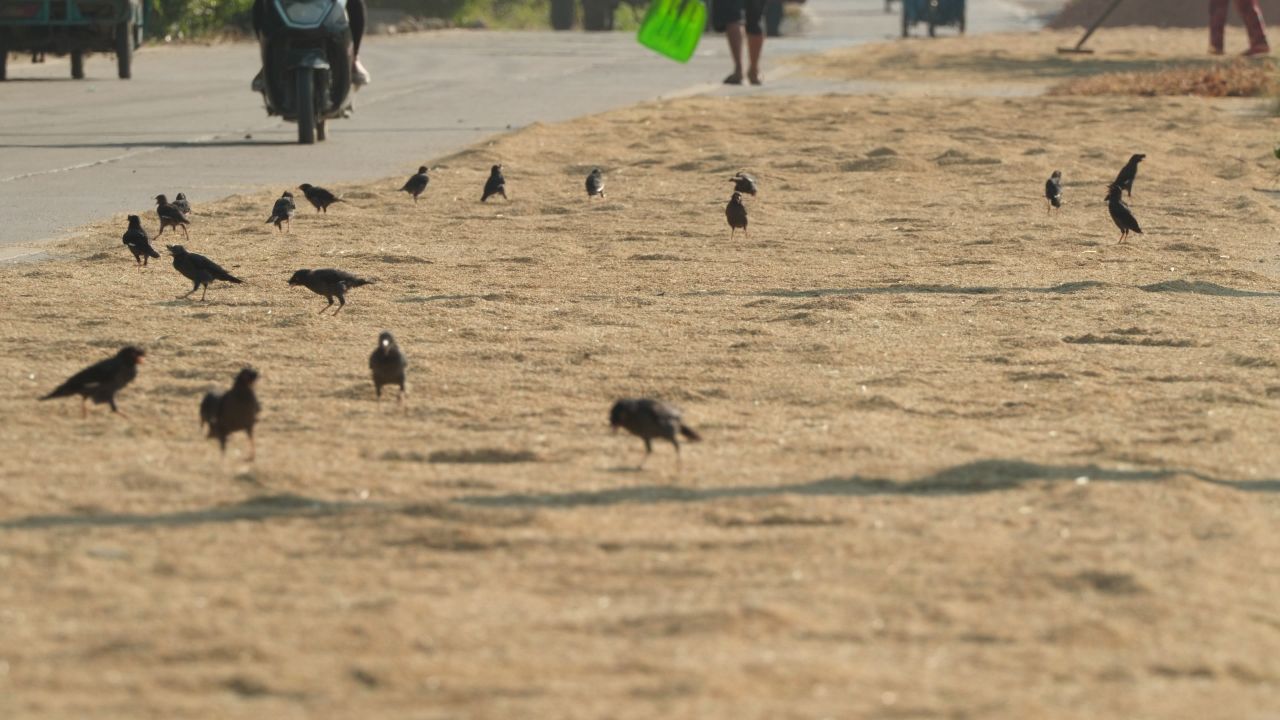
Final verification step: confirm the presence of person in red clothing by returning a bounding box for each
[1210,0,1270,56]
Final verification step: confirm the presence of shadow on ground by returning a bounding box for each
[2,459,1275,530]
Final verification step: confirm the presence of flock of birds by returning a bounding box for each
[40,163,751,466]
[1046,152,1146,242]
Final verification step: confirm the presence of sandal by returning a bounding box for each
[723,73,743,85]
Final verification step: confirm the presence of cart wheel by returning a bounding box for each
[0,36,7,81]
[582,0,614,31]
[116,20,132,79]
[901,5,909,37]
[71,50,84,79]
[958,13,965,34]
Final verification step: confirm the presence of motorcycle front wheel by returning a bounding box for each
[296,67,316,144]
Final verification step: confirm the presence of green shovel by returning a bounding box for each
[637,0,707,63]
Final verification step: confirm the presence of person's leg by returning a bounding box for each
[744,0,765,83]
[725,21,745,83]
[1235,0,1270,53]
[1209,0,1229,53]
[349,0,371,85]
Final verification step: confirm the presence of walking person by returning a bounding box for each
[713,0,766,85]
[1210,0,1270,56]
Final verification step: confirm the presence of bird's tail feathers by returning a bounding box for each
[679,425,701,442]
[348,278,373,288]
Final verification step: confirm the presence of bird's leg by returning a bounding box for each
[334,296,345,315]
[182,285,197,298]
[638,439,652,470]
[201,284,208,301]
[155,224,165,239]
[181,225,189,240]
[80,397,88,419]
[246,431,256,462]
[319,297,334,314]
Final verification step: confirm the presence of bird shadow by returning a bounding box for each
[2,459,1274,531]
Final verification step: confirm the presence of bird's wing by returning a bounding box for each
[46,357,117,397]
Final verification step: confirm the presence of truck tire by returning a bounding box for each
[296,67,316,144]
[0,34,8,81]
[116,20,133,79]
[550,0,574,29]
[71,50,84,79]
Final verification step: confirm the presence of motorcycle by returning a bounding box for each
[256,0,354,144]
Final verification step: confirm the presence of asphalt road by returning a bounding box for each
[0,0,1055,259]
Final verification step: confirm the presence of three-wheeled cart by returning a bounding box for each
[0,0,146,80]
[901,0,963,38]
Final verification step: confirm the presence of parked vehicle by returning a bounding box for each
[255,0,354,144]
[0,0,145,80]
[901,0,964,38]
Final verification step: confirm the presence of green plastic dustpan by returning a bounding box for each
[637,0,706,63]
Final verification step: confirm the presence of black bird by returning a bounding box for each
[1106,183,1143,242]
[41,346,145,419]
[287,268,373,314]
[585,167,605,199]
[265,191,296,233]
[167,245,243,300]
[1113,154,1145,198]
[200,367,261,460]
[154,194,190,240]
[401,166,430,203]
[172,192,192,215]
[122,214,159,266]
[298,183,343,213]
[726,192,748,237]
[609,398,701,468]
[369,331,407,403]
[1045,170,1063,213]
[730,172,758,196]
[481,164,507,202]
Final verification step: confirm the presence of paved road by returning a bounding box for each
[0,0,1055,259]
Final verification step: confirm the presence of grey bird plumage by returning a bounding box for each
[586,167,605,199]
[730,172,758,196]
[1045,170,1063,213]
[167,244,243,300]
[609,398,701,468]
[122,215,159,265]
[369,331,407,402]
[265,191,296,232]
[401,166,430,203]
[172,192,192,215]
[154,194,190,240]
[287,268,373,314]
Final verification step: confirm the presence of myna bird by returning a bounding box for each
[609,398,701,468]
[1106,183,1143,242]
[730,172,758,196]
[401,166,430,203]
[122,214,159,266]
[481,164,507,202]
[155,194,190,240]
[586,167,605,199]
[41,346,145,419]
[1113,154,1145,198]
[369,331,407,403]
[726,192,748,237]
[1045,170,1063,213]
[200,367,261,460]
[172,192,192,215]
[298,183,343,213]
[265,191,296,233]
[167,245,243,300]
[287,268,373,314]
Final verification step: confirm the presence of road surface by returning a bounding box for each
[0,0,1056,259]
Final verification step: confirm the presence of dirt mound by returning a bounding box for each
[1050,0,1280,29]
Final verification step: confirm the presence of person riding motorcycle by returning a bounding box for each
[250,0,370,92]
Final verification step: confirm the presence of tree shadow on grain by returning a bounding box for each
[455,459,1280,509]
[0,494,367,530]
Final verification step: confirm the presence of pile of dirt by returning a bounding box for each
[1049,0,1280,28]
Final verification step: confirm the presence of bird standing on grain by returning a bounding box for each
[122,215,159,266]
[1045,170,1063,213]
[298,183,343,213]
[726,191,748,237]
[730,172,758,196]
[369,331,407,403]
[401,166,430,203]
[201,367,261,461]
[585,167,605,199]
[481,164,507,202]
[172,192,192,215]
[41,346,145,419]
[1106,183,1142,242]
[154,194,190,240]
[167,245,243,300]
[265,191,296,233]
[287,268,373,314]
[1113,154,1145,198]
[609,398,701,469]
